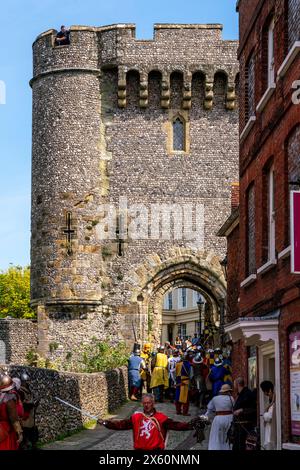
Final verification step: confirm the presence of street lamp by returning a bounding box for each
[218,298,225,347]
[220,254,228,281]
[197,297,205,338]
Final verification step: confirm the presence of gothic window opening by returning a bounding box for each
[173,117,185,151]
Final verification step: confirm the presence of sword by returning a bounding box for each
[132,320,137,343]
[54,396,99,420]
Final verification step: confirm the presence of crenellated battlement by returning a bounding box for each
[32,23,238,110]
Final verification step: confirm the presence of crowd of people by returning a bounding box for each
[126,338,274,451]
[0,371,39,451]
[128,337,233,411]
[0,340,275,452]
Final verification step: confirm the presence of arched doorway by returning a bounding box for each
[128,248,226,346]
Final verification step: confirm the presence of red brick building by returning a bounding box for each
[218,0,300,450]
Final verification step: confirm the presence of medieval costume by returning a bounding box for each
[167,351,181,401]
[209,358,227,396]
[203,384,234,450]
[175,357,192,415]
[222,353,233,388]
[150,348,169,402]
[19,373,39,450]
[102,408,193,450]
[0,375,23,450]
[262,400,276,450]
[128,348,146,401]
[192,353,208,409]
[140,343,152,393]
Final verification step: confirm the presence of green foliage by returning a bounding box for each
[83,419,97,430]
[101,246,112,258]
[49,342,59,353]
[75,338,129,373]
[0,265,35,319]
[25,349,60,370]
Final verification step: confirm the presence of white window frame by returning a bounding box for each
[268,19,275,87]
[178,323,187,338]
[268,165,276,261]
[164,291,173,310]
[178,288,187,309]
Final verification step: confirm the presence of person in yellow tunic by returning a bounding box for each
[150,346,169,402]
[140,343,152,393]
[175,354,192,415]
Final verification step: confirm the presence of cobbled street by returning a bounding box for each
[44,401,209,451]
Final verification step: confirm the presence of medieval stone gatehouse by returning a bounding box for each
[30,23,239,356]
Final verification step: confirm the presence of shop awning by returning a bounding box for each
[224,310,280,345]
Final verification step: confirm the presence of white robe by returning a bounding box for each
[205,394,234,450]
[263,403,276,450]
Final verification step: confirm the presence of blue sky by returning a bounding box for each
[0,0,238,270]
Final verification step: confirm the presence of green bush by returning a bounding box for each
[76,338,129,373]
[0,265,35,319]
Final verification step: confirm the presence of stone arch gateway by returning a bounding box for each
[30,23,238,357]
[129,249,226,345]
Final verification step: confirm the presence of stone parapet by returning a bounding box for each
[1,364,128,443]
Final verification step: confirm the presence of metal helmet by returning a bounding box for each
[0,374,15,392]
[193,353,203,364]
[21,372,30,382]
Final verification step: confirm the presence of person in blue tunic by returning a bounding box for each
[208,357,227,396]
[128,346,146,401]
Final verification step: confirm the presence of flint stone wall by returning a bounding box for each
[2,364,128,443]
[0,319,38,364]
[30,23,239,350]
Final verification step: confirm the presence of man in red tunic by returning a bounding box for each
[0,374,23,450]
[98,393,195,451]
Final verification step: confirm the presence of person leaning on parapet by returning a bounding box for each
[55,25,70,46]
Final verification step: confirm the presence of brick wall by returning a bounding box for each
[228,0,300,447]
[0,320,37,364]
[232,339,248,382]
[227,221,240,322]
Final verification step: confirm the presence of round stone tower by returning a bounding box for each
[30,24,239,358]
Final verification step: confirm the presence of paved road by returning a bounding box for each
[44,400,209,451]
